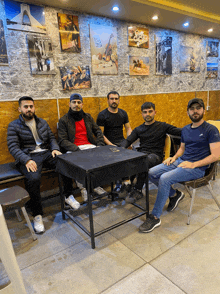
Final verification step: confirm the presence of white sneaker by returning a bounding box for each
[33,215,45,234]
[65,195,80,210]
[93,186,106,195]
[81,188,88,201]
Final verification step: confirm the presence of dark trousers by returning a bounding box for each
[18,150,73,217]
[134,153,162,190]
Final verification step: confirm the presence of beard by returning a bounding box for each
[189,112,203,123]
[22,112,34,120]
[109,103,118,109]
[145,116,154,123]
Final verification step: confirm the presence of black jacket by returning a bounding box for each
[58,110,105,152]
[7,114,60,165]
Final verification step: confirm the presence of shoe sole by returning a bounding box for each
[169,193,185,212]
[34,228,45,234]
[139,220,161,233]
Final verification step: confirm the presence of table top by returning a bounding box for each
[56,146,148,186]
[57,146,147,172]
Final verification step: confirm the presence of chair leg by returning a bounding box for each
[15,209,22,222]
[21,207,37,241]
[207,182,220,210]
[187,188,196,225]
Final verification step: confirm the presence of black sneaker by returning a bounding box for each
[139,214,161,233]
[125,187,143,203]
[167,190,185,212]
[118,184,132,198]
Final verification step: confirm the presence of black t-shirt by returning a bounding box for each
[120,121,181,160]
[97,108,129,145]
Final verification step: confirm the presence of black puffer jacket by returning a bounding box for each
[58,110,105,152]
[7,114,60,165]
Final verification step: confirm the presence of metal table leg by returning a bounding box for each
[87,175,95,249]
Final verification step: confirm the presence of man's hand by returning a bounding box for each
[52,150,62,157]
[178,161,195,169]
[26,160,37,172]
[163,157,176,166]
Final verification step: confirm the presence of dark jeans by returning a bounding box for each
[18,150,73,217]
[134,153,162,190]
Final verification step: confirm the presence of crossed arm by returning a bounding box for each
[164,142,220,168]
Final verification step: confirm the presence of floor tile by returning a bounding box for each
[151,216,220,294]
[102,264,185,294]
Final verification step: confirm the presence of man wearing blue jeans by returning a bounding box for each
[139,98,220,233]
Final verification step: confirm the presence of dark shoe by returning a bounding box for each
[167,190,185,212]
[118,184,132,198]
[125,187,143,203]
[139,214,161,233]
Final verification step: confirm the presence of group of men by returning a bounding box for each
[7,92,220,235]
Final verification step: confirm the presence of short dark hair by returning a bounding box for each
[107,91,120,99]
[141,102,155,111]
[18,96,34,106]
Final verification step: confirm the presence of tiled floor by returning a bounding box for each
[1,174,220,294]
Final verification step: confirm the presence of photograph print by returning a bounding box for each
[206,62,218,78]
[0,19,8,65]
[90,24,118,75]
[207,41,219,57]
[179,45,200,72]
[129,56,149,75]
[4,0,46,34]
[57,13,81,53]
[27,34,56,75]
[128,26,149,49]
[59,66,91,90]
[156,36,172,75]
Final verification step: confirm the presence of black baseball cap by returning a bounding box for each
[187,98,205,110]
[70,93,83,102]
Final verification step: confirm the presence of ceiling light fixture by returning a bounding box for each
[152,15,158,20]
[208,28,213,32]
[183,22,189,27]
[112,6,119,12]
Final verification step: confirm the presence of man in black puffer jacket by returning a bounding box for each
[7,96,74,234]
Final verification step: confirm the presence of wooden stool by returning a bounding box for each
[0,186,37,241]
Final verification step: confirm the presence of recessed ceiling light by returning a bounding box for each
[112,6,119,12]
[183,22,189,27]
[208,28,213,32]
[152,15,158,20]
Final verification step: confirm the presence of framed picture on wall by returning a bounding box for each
[129,56,149,75]
[156,36,172,75]
[206,62,218,78]
[207,41,219,57]
[27,34,56,75]
[179,45,200,72]
[57,13,81,53]
[0,19,8,65]
[4,0,46,34]
[59,66,91,90]
[90,24,118,75]
[128,26,149,48]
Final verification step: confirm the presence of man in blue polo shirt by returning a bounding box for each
[139,98,220,233]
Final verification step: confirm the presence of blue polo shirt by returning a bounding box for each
[181,121,220,170]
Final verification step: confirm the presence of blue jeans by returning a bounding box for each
[149,158,205,218]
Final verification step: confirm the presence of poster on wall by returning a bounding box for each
[4,0,46,34]
[0,19,8,65]
[27,34,56,75]
[128,26,149,49]
[129,56,149,75]
[57,13,81,53]
[207,41,219,57]
[156,36,172,75]
[206,62,218,78]
[90,24,118,75]
[179,45,200,72]
[59,66,91,90]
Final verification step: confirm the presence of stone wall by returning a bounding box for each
[0,0,220,100]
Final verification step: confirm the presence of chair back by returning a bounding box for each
[164,134,171,160]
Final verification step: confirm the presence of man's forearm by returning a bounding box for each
[103,136,115,145]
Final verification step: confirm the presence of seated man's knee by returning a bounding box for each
[25,171,41,183]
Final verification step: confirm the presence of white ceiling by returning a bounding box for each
[20,0,220,38]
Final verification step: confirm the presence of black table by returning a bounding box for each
[56,145,148,248]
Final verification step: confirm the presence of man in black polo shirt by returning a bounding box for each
[120,101,182,203]
[97,91,132,192]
